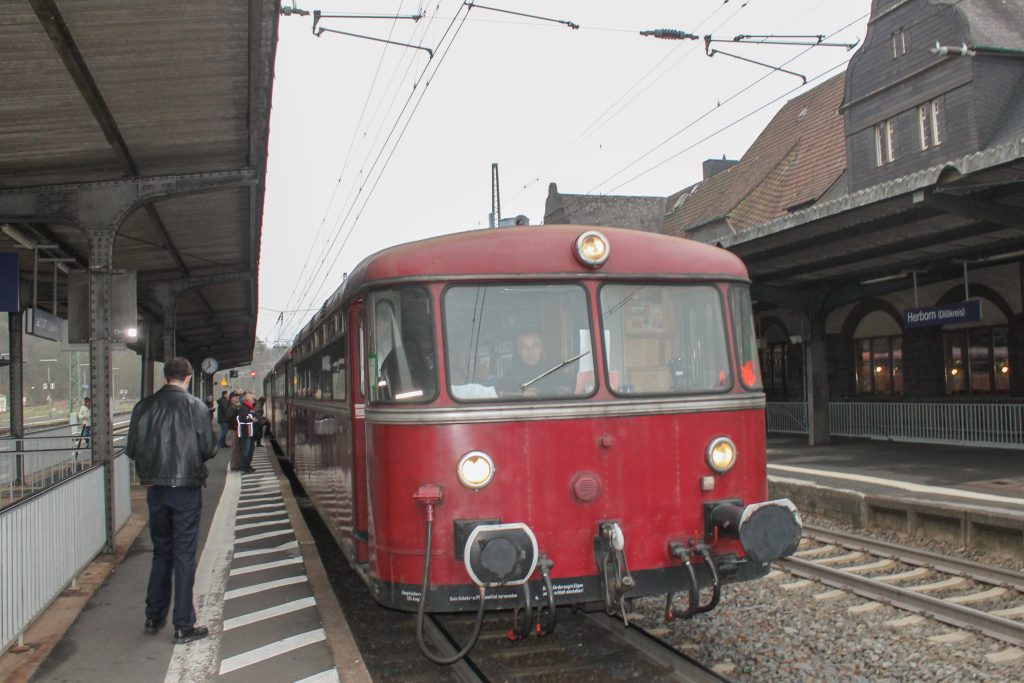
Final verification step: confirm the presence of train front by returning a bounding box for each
[362,228,801,656]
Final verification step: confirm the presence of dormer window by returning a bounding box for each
[892,29,906,58]
[918,99,942,150]
[875,118,896,166]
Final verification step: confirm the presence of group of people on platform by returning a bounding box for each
[213,389,267,473]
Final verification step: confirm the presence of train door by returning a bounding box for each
[349,300,370,563]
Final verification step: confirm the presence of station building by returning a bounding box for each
[545,0,1024,447]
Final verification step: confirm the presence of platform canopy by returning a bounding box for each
[719,140,1024,313]
[0,0,279,368]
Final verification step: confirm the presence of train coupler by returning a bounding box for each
[705,498,802,564]
[594,521,635,625]
[665,540,721,621]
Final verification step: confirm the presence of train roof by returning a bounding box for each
[344,224,748,293]
[289,225,749,348]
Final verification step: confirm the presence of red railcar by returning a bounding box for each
[265,225,800,661]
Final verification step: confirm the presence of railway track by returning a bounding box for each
[776,524,1024,648]
[282,456,730,682]
[425,608,729,682]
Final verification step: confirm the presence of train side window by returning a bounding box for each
[368,287,438,404]
[358,316,366,400]
[331,335,347,401]
[730,285,763,390]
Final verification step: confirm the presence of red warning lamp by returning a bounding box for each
[250,370,257,378]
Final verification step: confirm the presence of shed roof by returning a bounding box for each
[0,0,278,368]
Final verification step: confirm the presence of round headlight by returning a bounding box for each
[706,437,737,473]
[574,231,610,267]
[457,451,495,489]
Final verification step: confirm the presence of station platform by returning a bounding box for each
[767,435,1024,556]
[4,435,1023,682]
[4,446,371,683]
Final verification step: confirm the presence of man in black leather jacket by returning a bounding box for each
[126,357,218,644]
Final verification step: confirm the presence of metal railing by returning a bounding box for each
[1,422,130,506]
[766,401,809,434]
[0,459,124,652]
[830,401,1024,448]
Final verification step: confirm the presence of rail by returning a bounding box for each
[0,452,132,653]
[830,401,1024,448]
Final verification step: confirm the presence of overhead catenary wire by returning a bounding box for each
[276,2,444,340]
[284,7,462,331]
[279,1,474,341]
[295,5,476,324]
[587,10,868,196]
[275,3,421,340]
[503,0,756,208]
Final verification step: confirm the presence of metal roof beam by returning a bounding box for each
[29,0,137,175]
[732,203,922,263]
[0,171,258,230]
[922,193,1024,228]
[754,218,997,281]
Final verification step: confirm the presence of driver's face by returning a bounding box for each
[516,333,543,366]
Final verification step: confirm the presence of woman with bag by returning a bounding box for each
[227,393,242,471]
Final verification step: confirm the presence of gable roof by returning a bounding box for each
[663,73,848,238]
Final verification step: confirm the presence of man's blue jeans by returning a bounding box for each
[240,437,255,470]
[145,486,202,630]
[218,422,229,447]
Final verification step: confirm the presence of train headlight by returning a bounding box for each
[706,437,737,473]
[574,231,610,268]
[457,451,495,489]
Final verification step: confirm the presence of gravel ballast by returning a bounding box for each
[631,514,1024,682]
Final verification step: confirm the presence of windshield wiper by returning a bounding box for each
[521,350,590,390]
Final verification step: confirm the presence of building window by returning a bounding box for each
[919,99,941,150]
[944,326,1010,394]
[855,336,903,395]
[892,29,906,58]
[875,118,896,166]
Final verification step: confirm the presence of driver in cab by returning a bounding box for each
[496,329,573,398]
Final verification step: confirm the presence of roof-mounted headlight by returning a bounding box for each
[457,451,495,489]
[706,437,737,473]
[574,231,610,268]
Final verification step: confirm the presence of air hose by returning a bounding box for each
[415,513,487,664]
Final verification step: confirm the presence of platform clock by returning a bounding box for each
[200,357,219,375]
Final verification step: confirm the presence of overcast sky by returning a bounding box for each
[258,0,871,344]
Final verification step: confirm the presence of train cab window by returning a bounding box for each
[368,287,438,403]
[600,284,731,395]
[730,285,763,390]
[443,284,594,401]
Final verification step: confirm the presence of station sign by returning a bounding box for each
[27,307,64,342]
[903,300,982,329]
[0,253,19,312]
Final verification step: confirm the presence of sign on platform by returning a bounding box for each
[903,300,982,329]
[0,253,19,312]
[27,307,64,341]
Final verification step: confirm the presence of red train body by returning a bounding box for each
[265,225,800,630]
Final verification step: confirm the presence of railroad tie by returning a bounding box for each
[985,647,1024,664]
[945,586,1007,605]
[905,576,968,594]
[927,631,972,644]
